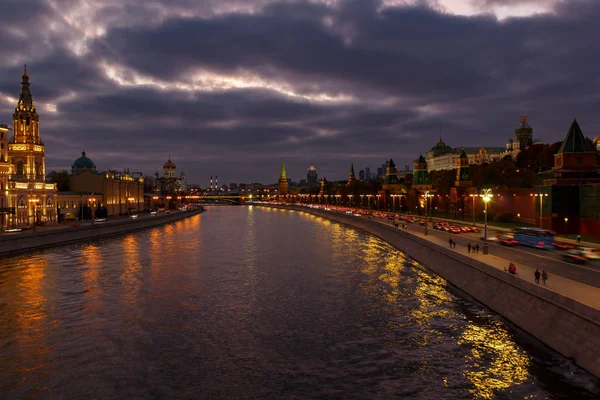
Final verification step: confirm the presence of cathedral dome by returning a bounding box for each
[163,156,176,169]
[594,132,600,144]
[429,139,452,154]
[72,151,95,169]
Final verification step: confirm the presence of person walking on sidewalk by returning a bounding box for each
[508,263,517,275]
[449,238,453,248]
[577,234,581,244]
[534,269,541,284]
[453,240,456,248]
[475,243,480,253]
[467,243,472,253]
[542,270,548,286]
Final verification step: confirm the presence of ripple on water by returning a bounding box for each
[0,207,598,399]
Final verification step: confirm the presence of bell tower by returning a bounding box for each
[9,65,45,181]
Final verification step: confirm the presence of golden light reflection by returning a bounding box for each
[80,244,103,305]
[12,256,53,373]
[121,234,142,307]
[458,321,530,399]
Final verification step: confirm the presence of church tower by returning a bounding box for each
[278,162,288,195]
[6,65,57,228]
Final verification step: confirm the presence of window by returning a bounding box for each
[16,161,24,177]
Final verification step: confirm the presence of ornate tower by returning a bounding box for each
[454,148,472,187]
[382,158,400,189]
[411,155,432,191]
[347,164,356,185]
[278,162,288,195]
[7,65,57,227]
[515,114,533,150]
[319,177,328,196]
[163,155,177,179]
[593,131,600,152]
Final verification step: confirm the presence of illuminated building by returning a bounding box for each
[153,155,187,194]
[1,66,57,229]
[412,155,432,191]
[307,165,318,186]
[68,151,144,216]
[347,164,356,185]
[594,132,600,152]
[278,163,288,195]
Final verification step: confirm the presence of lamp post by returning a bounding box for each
[469,194,477,227]
[367,194,372,209]
[348,194,353,207]
[28,197,39,231]
[564,217,569,236]
[535,193,548,229]
[360,194,364,208]
[376,194,381,210]
[89,197,97,224]
[127,196,135,215]
[481,189,492,241]
[391,195,397,213]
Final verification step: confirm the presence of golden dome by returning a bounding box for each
[163,155,176,169]
[594,132,600,143]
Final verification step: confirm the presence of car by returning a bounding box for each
[562,249,587,264]
[130,214,139,219]
[576,247,600,260]
[498,235,518,246]
[93,218,107,223]
[165,210,171,214]
[150,211,158,215]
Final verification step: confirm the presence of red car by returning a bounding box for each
[553,242,574,250]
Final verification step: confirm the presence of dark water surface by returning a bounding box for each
[0,206,598,399]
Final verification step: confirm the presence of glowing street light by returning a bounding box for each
[366,194,372,209]
[481,189,493,241]
[360,194,364,207]
[564,217,569,236]
[348,194,353,206]
[376,194,381,210]
[534,193,549,229]
[28,197,40,231]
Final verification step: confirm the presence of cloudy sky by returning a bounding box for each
[1,0,599,185]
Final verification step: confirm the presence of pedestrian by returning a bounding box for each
[475,244,480,253]
[534,269,541,284]
[449,238,453,248]
[467,243,472,253]
[453,240,456,249]
[542,270,548,285]
[508,263,517,275]
[577,234,581,244]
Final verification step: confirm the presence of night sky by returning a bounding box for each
[1,0,599,185]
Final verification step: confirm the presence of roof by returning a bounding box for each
[163,155,176,169]
[389,158,396,168]
[429,139,453,154]
[558,119,594,153]
[73,151,95,169]
[417,154,426,163]
[593,132,600,144]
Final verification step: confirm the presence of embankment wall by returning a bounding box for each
[0,210,201,256]
[265,205,600,378]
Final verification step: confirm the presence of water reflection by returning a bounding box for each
[0,206,597,399]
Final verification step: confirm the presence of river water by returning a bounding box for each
[0,206,598,399]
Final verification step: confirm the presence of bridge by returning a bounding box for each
[187,195,245,205]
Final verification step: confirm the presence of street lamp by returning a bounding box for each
[376,194,381,210]
[534,193,548,229]
[360,194,364,208]
[366,194,372,209]
[127,196,135,215]
[348,194,353,206]
[89,197,97,224]
[481,189,492,241]
[28,197,40,231]
[391,195,397,213]
[469,194,478,227]
[564,217,569,236]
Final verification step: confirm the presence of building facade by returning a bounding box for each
[69,151,144,216]
[1,67,57,230]
[307,165,318,186]
[278,163,288,195]
[154,155,187,194]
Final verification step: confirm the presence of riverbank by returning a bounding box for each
[0,209,202,256]
[259,204,600,378]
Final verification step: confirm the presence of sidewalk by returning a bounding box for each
[371,216,600,310]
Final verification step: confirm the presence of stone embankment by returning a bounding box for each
[0,210,202,256]
[263,204,600,378]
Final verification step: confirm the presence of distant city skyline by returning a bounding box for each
[1,0,599,184]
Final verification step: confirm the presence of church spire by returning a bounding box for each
[279,162,287,179]
[12,65,41,144]
[278,162,288,195]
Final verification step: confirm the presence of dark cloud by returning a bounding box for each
[0,0,599,184]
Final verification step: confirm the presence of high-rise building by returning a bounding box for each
[359,170,365,180]
[365,167,371,181]
[307,165,318,186]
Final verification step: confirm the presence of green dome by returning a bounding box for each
[73,151,95,169]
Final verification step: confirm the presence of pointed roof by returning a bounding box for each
[558,119,594,153]
[279,162,286,179]
[459,147,467,158]
[417,154,426,163]
[349,163,355,176]
[16,64,35,112]
[388,158,396,168]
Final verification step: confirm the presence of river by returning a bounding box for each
[0,206,598,399]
